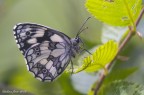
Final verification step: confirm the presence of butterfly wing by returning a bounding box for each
[13,23,72,81]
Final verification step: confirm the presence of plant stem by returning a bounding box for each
[93,7,144,95]
[136,6,144,26]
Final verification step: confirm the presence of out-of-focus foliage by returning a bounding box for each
[0,0,100,95]
[1,0,144,95]
[71,72,98,94]
[103,67,138,85]
[98,80,144,95]
[85,0,142,26]
[87,67,138,95]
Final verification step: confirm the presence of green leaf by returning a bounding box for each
[98,80,144,95]
[103,67,138,85]
[85,0,142,26]
[74,40,118,73]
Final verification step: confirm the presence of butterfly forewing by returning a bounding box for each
[13,23,72,82]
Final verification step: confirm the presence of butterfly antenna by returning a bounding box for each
[76,17,91,38]
[76,26,89,38]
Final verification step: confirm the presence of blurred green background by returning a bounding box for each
[0,0,144,95]
[0,0,100,95]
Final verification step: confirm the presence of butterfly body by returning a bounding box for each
[13,23,82,82]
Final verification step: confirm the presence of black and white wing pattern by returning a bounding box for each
[13,23,73,82]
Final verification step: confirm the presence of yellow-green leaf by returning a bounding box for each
[74,40,118,73]
[85,0,142,26]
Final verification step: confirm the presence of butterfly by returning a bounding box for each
[13,18,90,82]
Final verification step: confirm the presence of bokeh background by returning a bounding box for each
[0,0,144,95]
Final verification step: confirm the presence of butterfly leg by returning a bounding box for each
[80,49,92,55]
[70,59,74,74]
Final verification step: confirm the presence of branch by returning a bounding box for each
[93,6,144,95]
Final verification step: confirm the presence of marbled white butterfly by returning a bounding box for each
[13,18,90,82]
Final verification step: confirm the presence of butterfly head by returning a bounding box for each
[72,37,81,45]
[71,37,83,57]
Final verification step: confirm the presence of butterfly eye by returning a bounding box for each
[75,37,80,43]
[26,31,30,36]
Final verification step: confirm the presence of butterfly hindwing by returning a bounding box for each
[13,23,72,81]
[25,41,71,81]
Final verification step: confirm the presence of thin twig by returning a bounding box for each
[136,7,144,26]
[93,6,144,95]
